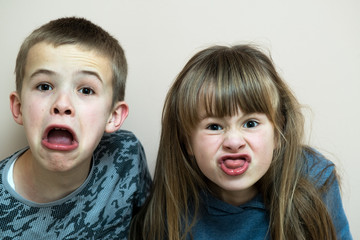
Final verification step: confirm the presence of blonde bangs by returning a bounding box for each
[175,47,280,135]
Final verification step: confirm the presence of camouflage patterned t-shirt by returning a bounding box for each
[0,130,152,240]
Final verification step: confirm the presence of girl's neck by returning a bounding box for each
[219,186,258,206]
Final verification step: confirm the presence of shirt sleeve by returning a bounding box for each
[322,171,353,240]
[305,149,353,240]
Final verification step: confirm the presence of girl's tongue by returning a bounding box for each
[223,159,246,169]
[47,129,73,145]
[220,158,249,176]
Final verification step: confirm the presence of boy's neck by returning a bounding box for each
[13,149,91,203]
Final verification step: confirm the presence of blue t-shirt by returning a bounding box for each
[190,150,352,240]
[0,130,152,240]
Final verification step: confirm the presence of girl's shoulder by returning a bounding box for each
[301,147,336,187]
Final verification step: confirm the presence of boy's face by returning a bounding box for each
[10,42,128,173]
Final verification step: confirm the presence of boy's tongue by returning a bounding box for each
[48,129,73,145]
[223,159,246,169]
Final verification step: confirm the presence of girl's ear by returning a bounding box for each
[185,137,194,156]
[273,125,283,150]
[105,101,129,133]
[10,91,23,125]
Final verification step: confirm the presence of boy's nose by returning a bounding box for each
[222,130,246,152]
[51,93,74,116]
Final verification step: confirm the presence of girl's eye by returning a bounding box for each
[206,124,223,131]
[243,120,259,128]
[79,87,95,95]
[36,83,53,91]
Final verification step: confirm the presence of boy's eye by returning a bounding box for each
[243,120,258,128]
[206,124,223,131]
[36,83,53,91]
[79,87,95,95]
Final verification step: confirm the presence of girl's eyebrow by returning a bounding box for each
[199,113,219,121]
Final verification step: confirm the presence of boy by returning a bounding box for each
[0,17,152,239]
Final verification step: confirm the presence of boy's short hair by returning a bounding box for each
[15,17,127,104]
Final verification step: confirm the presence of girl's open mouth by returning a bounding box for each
[219,154,250,176]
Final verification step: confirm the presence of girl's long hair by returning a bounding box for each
[130,44,337,240]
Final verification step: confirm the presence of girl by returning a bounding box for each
[130,45,352,239]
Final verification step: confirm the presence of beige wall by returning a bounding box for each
[1,0,359,237]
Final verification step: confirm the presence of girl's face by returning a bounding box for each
[190,107,276,206]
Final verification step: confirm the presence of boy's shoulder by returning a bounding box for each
[101,129,140,145]
[93,129,145,165]
[0,148,26,171]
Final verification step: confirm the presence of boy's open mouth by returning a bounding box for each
[48,128,74,145]
[42,126,78,151]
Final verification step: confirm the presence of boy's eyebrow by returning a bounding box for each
[30,69,55,79]
[79,70,103,83]
[29,69,104,83]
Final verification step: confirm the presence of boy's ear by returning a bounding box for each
[105,101,129,133]
[10,91,23,125]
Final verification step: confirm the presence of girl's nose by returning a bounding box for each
[51,93,74,116]
[222,130,246,152]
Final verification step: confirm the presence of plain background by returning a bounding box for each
[0,0,359,237]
